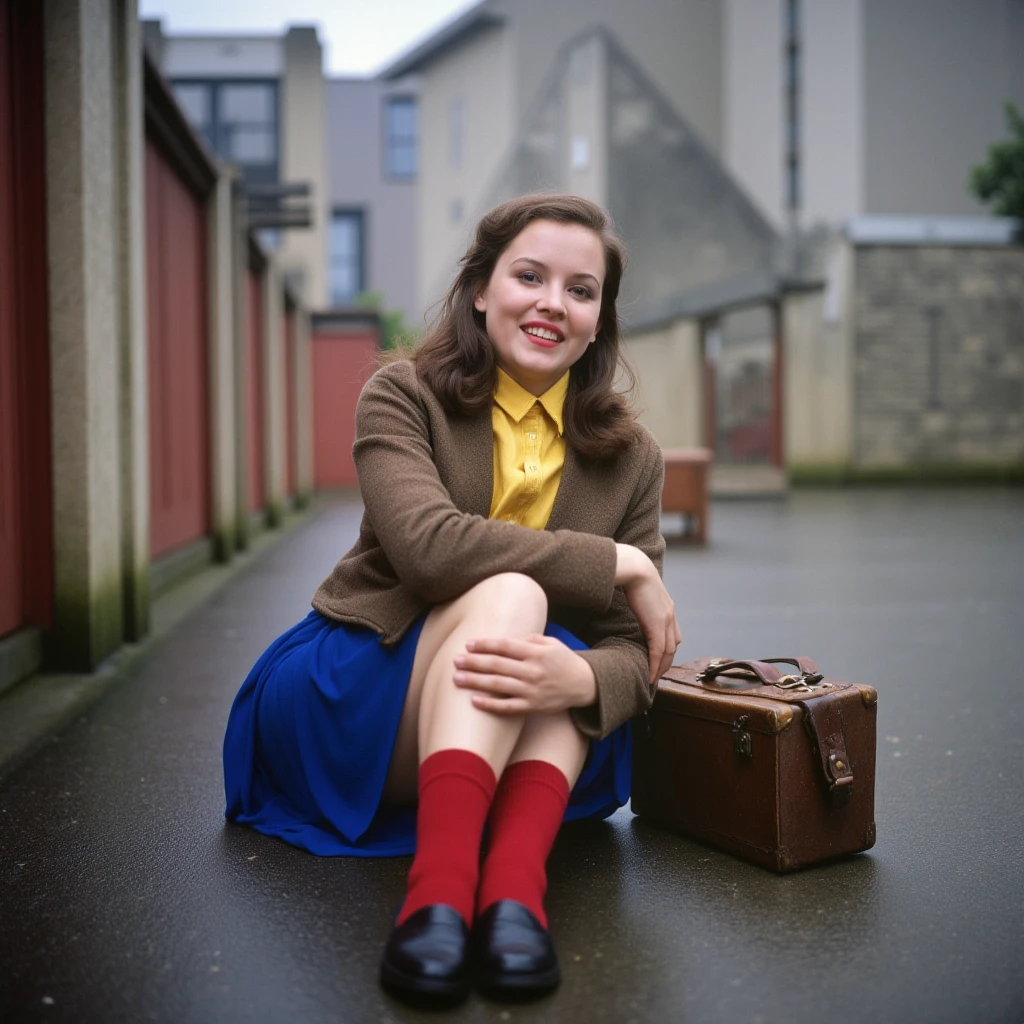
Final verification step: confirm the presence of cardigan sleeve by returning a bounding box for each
[572,434,667,740]
[353,363,619,610]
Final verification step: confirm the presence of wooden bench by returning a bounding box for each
[661,447,712,544]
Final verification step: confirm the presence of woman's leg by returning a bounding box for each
[383,572,549,801]
[384,573,549,926]
[476,712,588,925]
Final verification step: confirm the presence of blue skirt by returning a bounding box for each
[223,610,632,857]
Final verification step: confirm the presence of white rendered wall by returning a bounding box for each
[416,24,513,320]
[801,0,864,226]
[861,0,1024,216]
[723,0,785,228]
[626,320,704,450]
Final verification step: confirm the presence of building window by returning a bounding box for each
[330,209,365,307]
[385,96,417,179]
[171,78,279,185]
[783,0,801,214]
[449,98,464,170]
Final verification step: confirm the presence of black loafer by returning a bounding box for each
[380,904,471,1006]
[473,900,561,1000]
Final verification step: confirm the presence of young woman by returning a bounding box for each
[223,193,680,1005]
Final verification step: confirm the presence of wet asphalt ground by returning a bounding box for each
[1,489,1022,1024]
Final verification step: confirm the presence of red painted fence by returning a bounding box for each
[145,137,211,559]
[311,319,379,488]
[0,0,51,638]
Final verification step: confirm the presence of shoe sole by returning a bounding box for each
[379,961,471,1007]
[477,965,561,1002]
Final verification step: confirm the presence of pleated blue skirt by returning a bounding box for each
[223,610,632,857]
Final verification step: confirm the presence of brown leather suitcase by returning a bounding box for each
[631,657,877,872]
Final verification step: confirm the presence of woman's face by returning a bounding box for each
[473,219,605,396]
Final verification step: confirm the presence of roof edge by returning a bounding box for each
[377,4,503,80]
[846,215,1024,247]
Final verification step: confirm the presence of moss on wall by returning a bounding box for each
[789,462,1024,486]
[47,576,124,672]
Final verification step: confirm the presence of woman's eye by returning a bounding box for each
[570,285,594,299]
[518,271,541,284]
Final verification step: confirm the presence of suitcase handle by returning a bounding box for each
[693,658,856,808]
[696,657,823,688]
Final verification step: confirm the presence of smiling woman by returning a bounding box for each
[222,193,680,1007]
[472,220,604,395]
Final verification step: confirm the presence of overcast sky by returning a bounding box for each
[139,0,482,76]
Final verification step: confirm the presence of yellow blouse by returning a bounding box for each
[489,368,569,530]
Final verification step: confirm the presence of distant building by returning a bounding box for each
[144,21,330,308]
[379,0,1024,485]
[326,76,419,322]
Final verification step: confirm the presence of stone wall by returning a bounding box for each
[853,245,1024,468]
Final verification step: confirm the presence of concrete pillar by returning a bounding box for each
[114,0,150,642]
[232,188,252,551]
[280,26,328,308]
[262,260,287,527]
[207,169,240,560]
[44,0,125,669]
[627,319,704,449]
[294,304,314,505]
[782,241,854,477]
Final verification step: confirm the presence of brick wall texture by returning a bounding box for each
[854,245,1024,467]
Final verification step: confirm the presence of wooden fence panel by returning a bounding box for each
[145,138,211,559]
[312,328,378,489]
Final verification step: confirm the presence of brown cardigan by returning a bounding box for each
[312,359,666,740]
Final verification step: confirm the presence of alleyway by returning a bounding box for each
[1,490,1022,1023]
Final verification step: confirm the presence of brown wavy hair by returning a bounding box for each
[413,193,637,460]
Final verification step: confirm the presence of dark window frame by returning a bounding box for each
[329,207,367,308]
[783,0,801,212]
[169,76,280,186]
[383,95,418,181]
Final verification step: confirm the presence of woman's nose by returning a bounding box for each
[536,288,565,317]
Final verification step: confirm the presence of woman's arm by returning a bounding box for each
[573,435,677,739]
[449,434,677,739]
[353,363,618,610]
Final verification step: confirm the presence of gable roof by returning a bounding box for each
[378,3,503,80]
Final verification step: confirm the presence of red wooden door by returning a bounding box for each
[0,0,21,634]
[0,0,50,637]
[246,268,265,512]
[145,139,211,559]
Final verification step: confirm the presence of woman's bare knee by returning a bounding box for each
[456,572,547,626]
[508,711,589,787]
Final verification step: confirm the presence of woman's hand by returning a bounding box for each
[615,543,682,684]
[452,635,597,715]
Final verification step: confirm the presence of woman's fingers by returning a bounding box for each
[453,670,528,696]
[468,694,529,715]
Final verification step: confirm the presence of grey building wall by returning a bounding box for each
[327,77,418,323]
[853,245,1024,468]
[863,0,1024,217]
[486,0,723,159]
[407,0,724,317]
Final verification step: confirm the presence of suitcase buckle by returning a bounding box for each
[776,673,828,691]
[732,716,754,761]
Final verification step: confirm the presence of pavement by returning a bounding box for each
[1,488,1022,1024]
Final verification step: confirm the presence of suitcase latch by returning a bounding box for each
[732,716,754,761]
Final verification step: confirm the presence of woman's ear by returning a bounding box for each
[473,289,487,314]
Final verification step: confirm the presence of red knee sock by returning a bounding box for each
[397,748,497,927]
[476,759,570,927]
